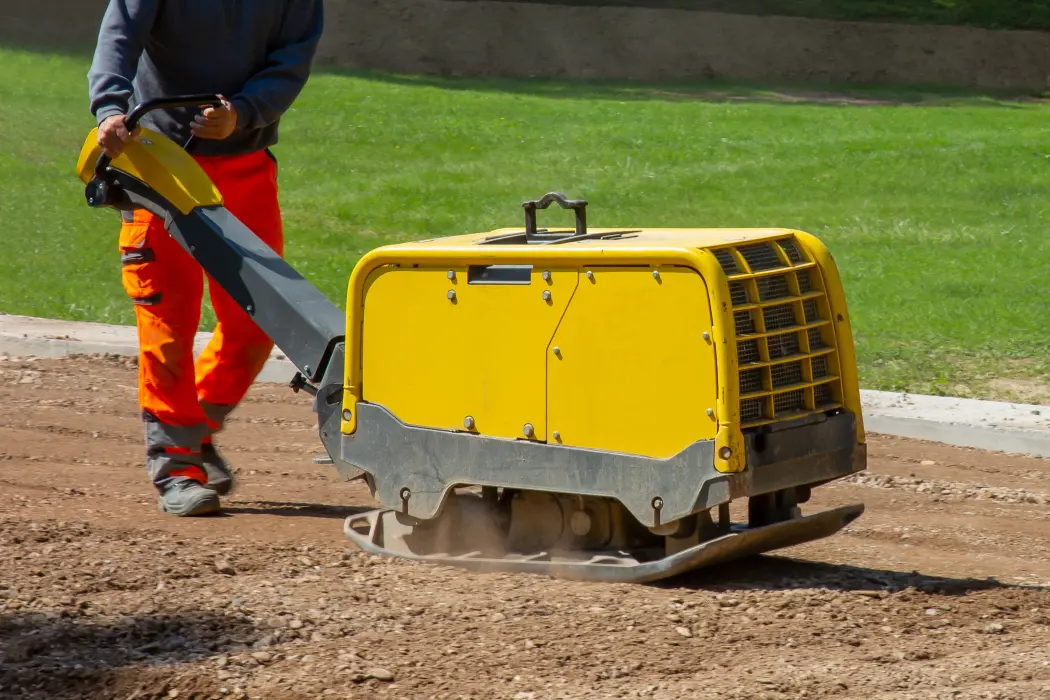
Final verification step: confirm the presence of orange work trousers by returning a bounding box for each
[118,149,283,488]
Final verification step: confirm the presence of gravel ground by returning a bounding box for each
[1,356,1048,700]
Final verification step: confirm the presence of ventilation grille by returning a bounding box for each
[774,390,805,414]
[738,340,761,365]
[803,300,820,324]
[735,310,755,336]
[738,243,783,271]
[740,398,764,423]
[757,275,791,301]
[779,240,803,263]
[714,249,739,274]
[767,333,800,360]
[710,236,844,428]
[771,361,804,388]
[729,282,749,306]
[763,305,796,331]
[740,368,764,394]
[797,271,813,294]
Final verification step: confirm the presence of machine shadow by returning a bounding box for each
[653,554,1046,595]
[0,610,257,699]
[220,500,372,520]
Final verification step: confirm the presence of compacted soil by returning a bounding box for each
[0,355,1048,700]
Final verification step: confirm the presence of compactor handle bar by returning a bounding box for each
[91,94,224,179]
[86,94,224,208]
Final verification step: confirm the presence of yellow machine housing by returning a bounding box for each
[341,227,865,476]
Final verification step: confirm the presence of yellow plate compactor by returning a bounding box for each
[78,96,866,584]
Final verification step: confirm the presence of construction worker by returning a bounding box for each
[86,0,324,517]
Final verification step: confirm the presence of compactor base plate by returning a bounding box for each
[344,502,865,584]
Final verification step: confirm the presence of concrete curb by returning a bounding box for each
[3,313,1049,457]
[0,313,297,384]
[859,390,1049,457]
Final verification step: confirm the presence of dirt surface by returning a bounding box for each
[1,355,1048,700]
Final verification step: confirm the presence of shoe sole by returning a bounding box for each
[157,493,222,517]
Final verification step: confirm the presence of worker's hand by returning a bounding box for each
[191,96,238,140]
[97,114,139,158]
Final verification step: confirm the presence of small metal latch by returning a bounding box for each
[651,496,664,528]
[288,372,318,396]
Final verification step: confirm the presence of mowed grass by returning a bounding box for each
[1,47,1048,401]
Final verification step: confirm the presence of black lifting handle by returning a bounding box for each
[522,192,588,238]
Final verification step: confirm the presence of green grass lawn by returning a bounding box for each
[1,47,1048,403]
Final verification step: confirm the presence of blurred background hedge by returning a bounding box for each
[470,0,1050,31]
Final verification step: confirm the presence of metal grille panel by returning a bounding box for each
[767,333,800,359]
[729,281,749,306]
[739,243,782,271]
[739,368,763,394]
[763,305,796,330]
[713,249,738,274]
[709,236,843,428]
[734,310,755,336]
[757,275,791,301]
[740,398,763,423]
[804,299,820,324]
[779,240,803,263]
[771,361,804,388]
[738,340,761,365]
[774,390,805,414]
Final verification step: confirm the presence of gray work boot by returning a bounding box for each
[200,401,237,496]
[157,477,221,516]
[201,442,235,496]
[142,411,220,515]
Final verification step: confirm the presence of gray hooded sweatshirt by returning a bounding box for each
[87,0,324,157]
